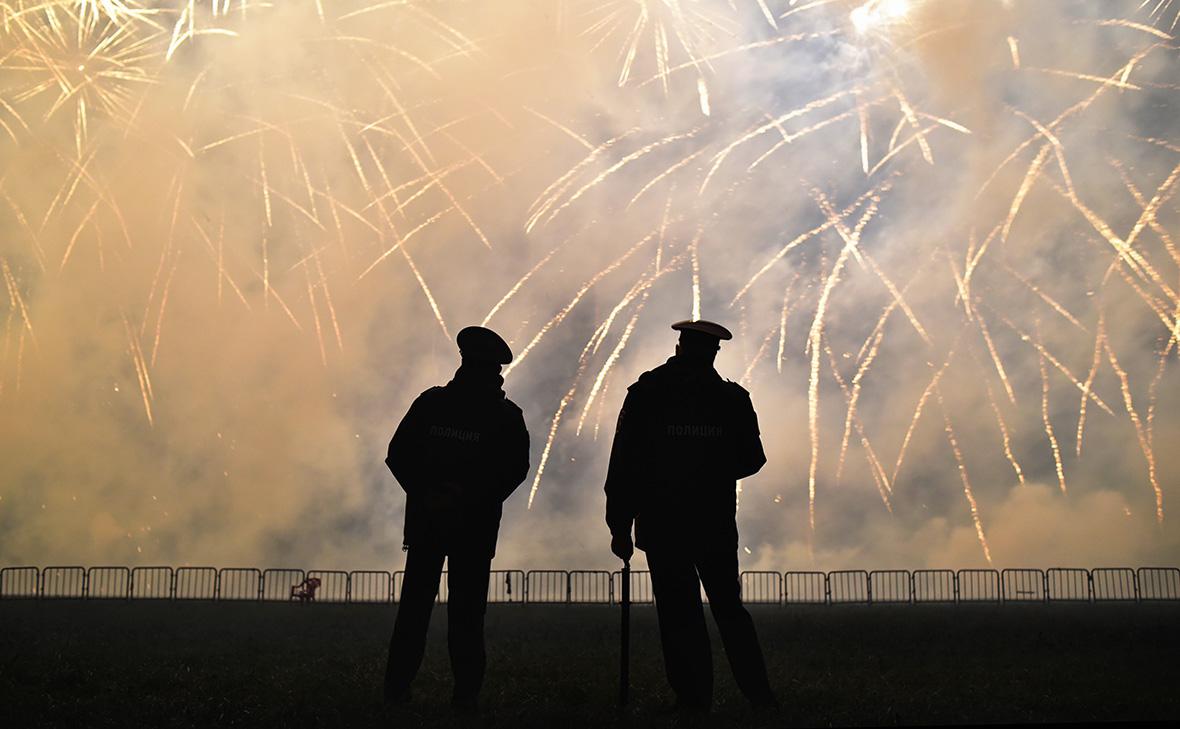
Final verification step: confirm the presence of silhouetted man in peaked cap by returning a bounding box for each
[384,325,529,712]
[605,319,775,712]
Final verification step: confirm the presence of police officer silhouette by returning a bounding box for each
[384,326,529,711]
[605,320,776,712]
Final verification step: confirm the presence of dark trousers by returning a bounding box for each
[385,548,491,701]
[646,547,773,707]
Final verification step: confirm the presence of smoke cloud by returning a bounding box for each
[1,1,1177,572]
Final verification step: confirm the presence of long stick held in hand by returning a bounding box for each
[620,559,631,707]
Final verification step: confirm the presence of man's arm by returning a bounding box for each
[386,394,428,494]
[604,388,644,548]
[496,403,531,502]
[730,386,768,480]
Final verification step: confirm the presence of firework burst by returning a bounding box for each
[2,0,1178,568]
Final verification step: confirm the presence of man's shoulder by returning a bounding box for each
[626,366,665,395]
[408,386,451,413]
[719,380,757,413]
[415,385,448,402]
[500,396,524,417]
[721,379,751,398]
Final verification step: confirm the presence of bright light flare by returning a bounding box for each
[851,0,911,35]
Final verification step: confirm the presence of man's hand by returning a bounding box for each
[611,532,634,562]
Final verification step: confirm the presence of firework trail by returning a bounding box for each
[0,257,35,346]
[803,188,882,547]
[825,343,892,512]
[1104,333,1164,523]
[575,293,647,436]
[740,325,776,386]
[1076,314,1106,458]
[835,327,882,483]
[1039,347,1068,496]
[985,378,1025,488]
[775,271,799,374]
[529,381,577,510]
[504,232,654,377]
[892,339,960,487]
[936,384,993,566]
[533,250,688,503]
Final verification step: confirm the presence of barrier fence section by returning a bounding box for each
[958,569,1000,602]
[1047,568,1089,602]
[784,571,827,604]
[219,568,261,601]
[741,571,783,604]
[1093,568,1137,601]
[262,569,305,601]
[1,567,39,598]
[1002,569,1045,603]
[349,571,391,603]
[913,570,955,603]
[829,570,869,604]
[308,570,349,603]
[870,570,910,604]
[42,566,85,598]
[87,567,130,599]
[132,567,173,599]
[570,570,613,603]
[612,570,654,604]
[2,566,1179,605]
[525,570,568,603]
[1138,567,1180,601]
[489,570,525,604]
[175,567,217,600]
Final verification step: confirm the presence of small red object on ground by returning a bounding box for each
[290,577,322,602]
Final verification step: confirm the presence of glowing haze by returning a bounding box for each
[1,0,1178,571]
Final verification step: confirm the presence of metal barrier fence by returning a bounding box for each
[219,568,261,601]
[959,569,1000,602]
[612,570,654,605]
[1093,568,1137,601]
[1139,567,1180,600]
[784,571,826,604]
[87,567,130,599]
[570,570,612,603]
[870,570,910,603]
[912,570,956,602]
[132,567,173,599]
[1,566,39,598]
[830,570,869,604]
[176,567,217,599]
[1002,569,1045,603]
[490,570,525,604]
[741,571,783,604]
[263,569,304,601]
[2,565,1178,605]
[308,570,349,603]
[349,570,391,603]
[1046,568,1089,602]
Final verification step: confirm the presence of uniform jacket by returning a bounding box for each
[386,366,530,558]
[604,355,767,552]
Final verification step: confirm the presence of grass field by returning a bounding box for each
[2,600,1178,727]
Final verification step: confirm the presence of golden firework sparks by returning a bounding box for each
[1104,333,1164,523]
[1,0,1177,570]
[936,384,993,566]
[1038,344,1068,496]
[825,343,892,512]
[985,379,1025,487]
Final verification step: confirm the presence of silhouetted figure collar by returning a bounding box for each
[448,360,506,399]
[665,353,721,378]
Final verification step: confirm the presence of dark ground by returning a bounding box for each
[1,601,1178,728]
